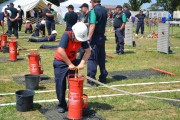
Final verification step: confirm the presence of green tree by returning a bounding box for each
[47,0,67,6]
[157,0,180,11]
[123,3,131,10]
[0,0,8,4]
[129,0,151,11]
[148,3,161,11]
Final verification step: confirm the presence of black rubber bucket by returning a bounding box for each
[15,90,35,112]
[25,74,40,90]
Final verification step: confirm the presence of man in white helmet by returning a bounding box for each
[32,20,46,37]
[29,30,59,42]
[54,22,91,113]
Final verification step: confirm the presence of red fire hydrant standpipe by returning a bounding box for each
[68,72,88,120]
[1,35,8,51]
[9,40,18,61]
[27,52,43,75]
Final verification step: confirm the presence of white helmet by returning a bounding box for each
[17,7,21,11]
[72,22,88,42]
[41,20,46,25]
[26,20,30,23]
[6,10,12,16]
[52,30,57,34]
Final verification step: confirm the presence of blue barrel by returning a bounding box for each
[161,17,166,23]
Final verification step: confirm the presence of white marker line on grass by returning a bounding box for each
[0,89,180,107]
[0,81,180,96]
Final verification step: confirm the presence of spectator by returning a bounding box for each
[113,5,127,54]
[64,5,78,31]
[37,8,42,19]
[87,0,108,86]
[6,3,19,39]
[17,5,24,31]
[123,5,131,20]
[135,10,146,38]
[30,9,35,18]
[44,3,56,36]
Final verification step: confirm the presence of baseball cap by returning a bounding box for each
[116,5,122,9]
[72,22,88,42]
[52,30,57,34]
[67,5,74,9]
[79,3,89,8]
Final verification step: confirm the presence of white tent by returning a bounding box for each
[0,0,63,22]
[60,0,91,18]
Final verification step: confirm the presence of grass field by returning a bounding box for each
[0,24,180,120]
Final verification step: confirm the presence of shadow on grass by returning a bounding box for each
[124,51,136,54]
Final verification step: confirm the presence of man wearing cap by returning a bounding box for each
[87,0,108,86]
[6,3,19,39]
[29,30,59,42]
[77,3,90,60]
[17,5,24,31]
[135,10,146,38]
[44,3,56,36]
[32,20,46,37]
[54,22,91,113]
[123,5,131,20]
[113,5,127,54]
[64,5,78,31]
[80,3,89,26]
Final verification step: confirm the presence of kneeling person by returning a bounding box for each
[29,30,59,42]
[54,22,91,113]
[25,20,33,33]
[32,20,46,37]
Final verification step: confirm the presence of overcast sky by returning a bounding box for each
[101,0,156,9]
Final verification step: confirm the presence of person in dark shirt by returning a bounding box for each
[17,5,24,31]
[87,0,108,86]
[80,3,89,26]
[123,5,131,20]
[64,5,78,31]
[29,30,60,42]
[44,3,56,36]
[135,10,146,38]
[6,3,19,39]
[0,12,6,34]
[32,20,46,37]
[113,5,127,54]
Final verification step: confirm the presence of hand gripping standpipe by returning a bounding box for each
[68,70,88,120]
[9,39,19,61]
[27,52,43,74]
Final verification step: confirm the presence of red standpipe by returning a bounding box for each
[28,52,43,74]
[68,74,88,120]
[1,35,8,50]
[9,40,18,61]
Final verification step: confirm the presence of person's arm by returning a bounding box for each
[77,42,91,70]
[120,13,127,30]
[45,9,54,17]
[88,9,96,40]
[9,11,19,22]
